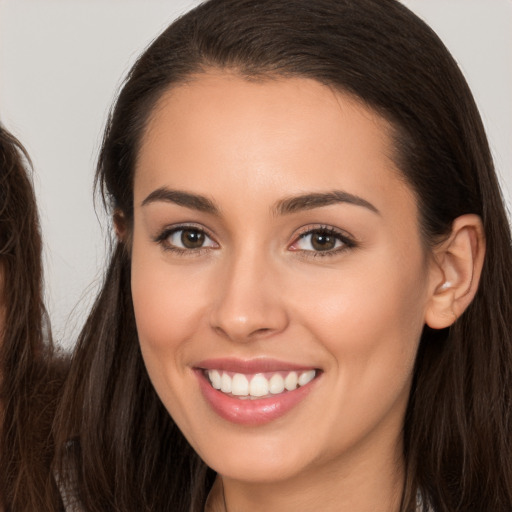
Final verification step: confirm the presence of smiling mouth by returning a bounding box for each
[204,369,318,399]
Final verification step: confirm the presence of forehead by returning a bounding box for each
[134,73,413,216]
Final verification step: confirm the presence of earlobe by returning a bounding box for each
[424,214,485,329]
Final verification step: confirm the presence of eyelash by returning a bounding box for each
[153,224,357,257]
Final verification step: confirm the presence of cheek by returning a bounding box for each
[309,271,425,350]
[279,251,428,456]
[293,246,428,394]
[130,244,213,431]
[131,256,208,360]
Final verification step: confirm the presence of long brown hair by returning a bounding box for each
[0,126,67,511]
[55,1,512,510]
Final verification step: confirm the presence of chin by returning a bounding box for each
[192,427,321,483]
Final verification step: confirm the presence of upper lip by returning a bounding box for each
[195,358,318,374]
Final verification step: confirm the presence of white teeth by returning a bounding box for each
[207,369,317,398]
[250,374,269,397]
[298,369,316,386]
[284,371,298,391]
[220,373,232,393]
[208,370,222,390]
[269,373,285,394]
[231,373,249,396]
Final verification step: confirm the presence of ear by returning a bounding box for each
[425,214,485,329]
[113,209,128,242]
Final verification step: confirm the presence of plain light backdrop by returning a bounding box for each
[0,0,511,349]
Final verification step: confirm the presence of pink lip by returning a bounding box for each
[194,359,320,426]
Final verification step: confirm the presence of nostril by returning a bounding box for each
[213,326,227,338]
[249,327,273,338]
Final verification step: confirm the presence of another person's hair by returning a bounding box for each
[55,1,512,510]
[0,126,67,511]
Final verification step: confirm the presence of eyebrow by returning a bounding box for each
[274,191,379,216]
[141,187,220,215]
[141,187,379,216]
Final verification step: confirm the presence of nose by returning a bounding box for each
[209,251,289,343]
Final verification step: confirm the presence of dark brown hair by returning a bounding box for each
[0,126,67,511]
[55,1,512,510]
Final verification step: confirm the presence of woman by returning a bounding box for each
[55,0,512,510]
[0,126,67,511]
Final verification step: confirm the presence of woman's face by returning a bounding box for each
[131,74,436,483]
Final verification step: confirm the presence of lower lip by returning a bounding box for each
[195,370,318,426]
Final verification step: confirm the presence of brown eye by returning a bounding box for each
[159,226,218,252]
[289,227,354,256]
[310,231,337,251]
[181,229,205,249]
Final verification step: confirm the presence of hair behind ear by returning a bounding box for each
[404,210,512,510]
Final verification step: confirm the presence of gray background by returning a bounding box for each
[0,0,511,349]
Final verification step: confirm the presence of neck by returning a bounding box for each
[221,435,405,512]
